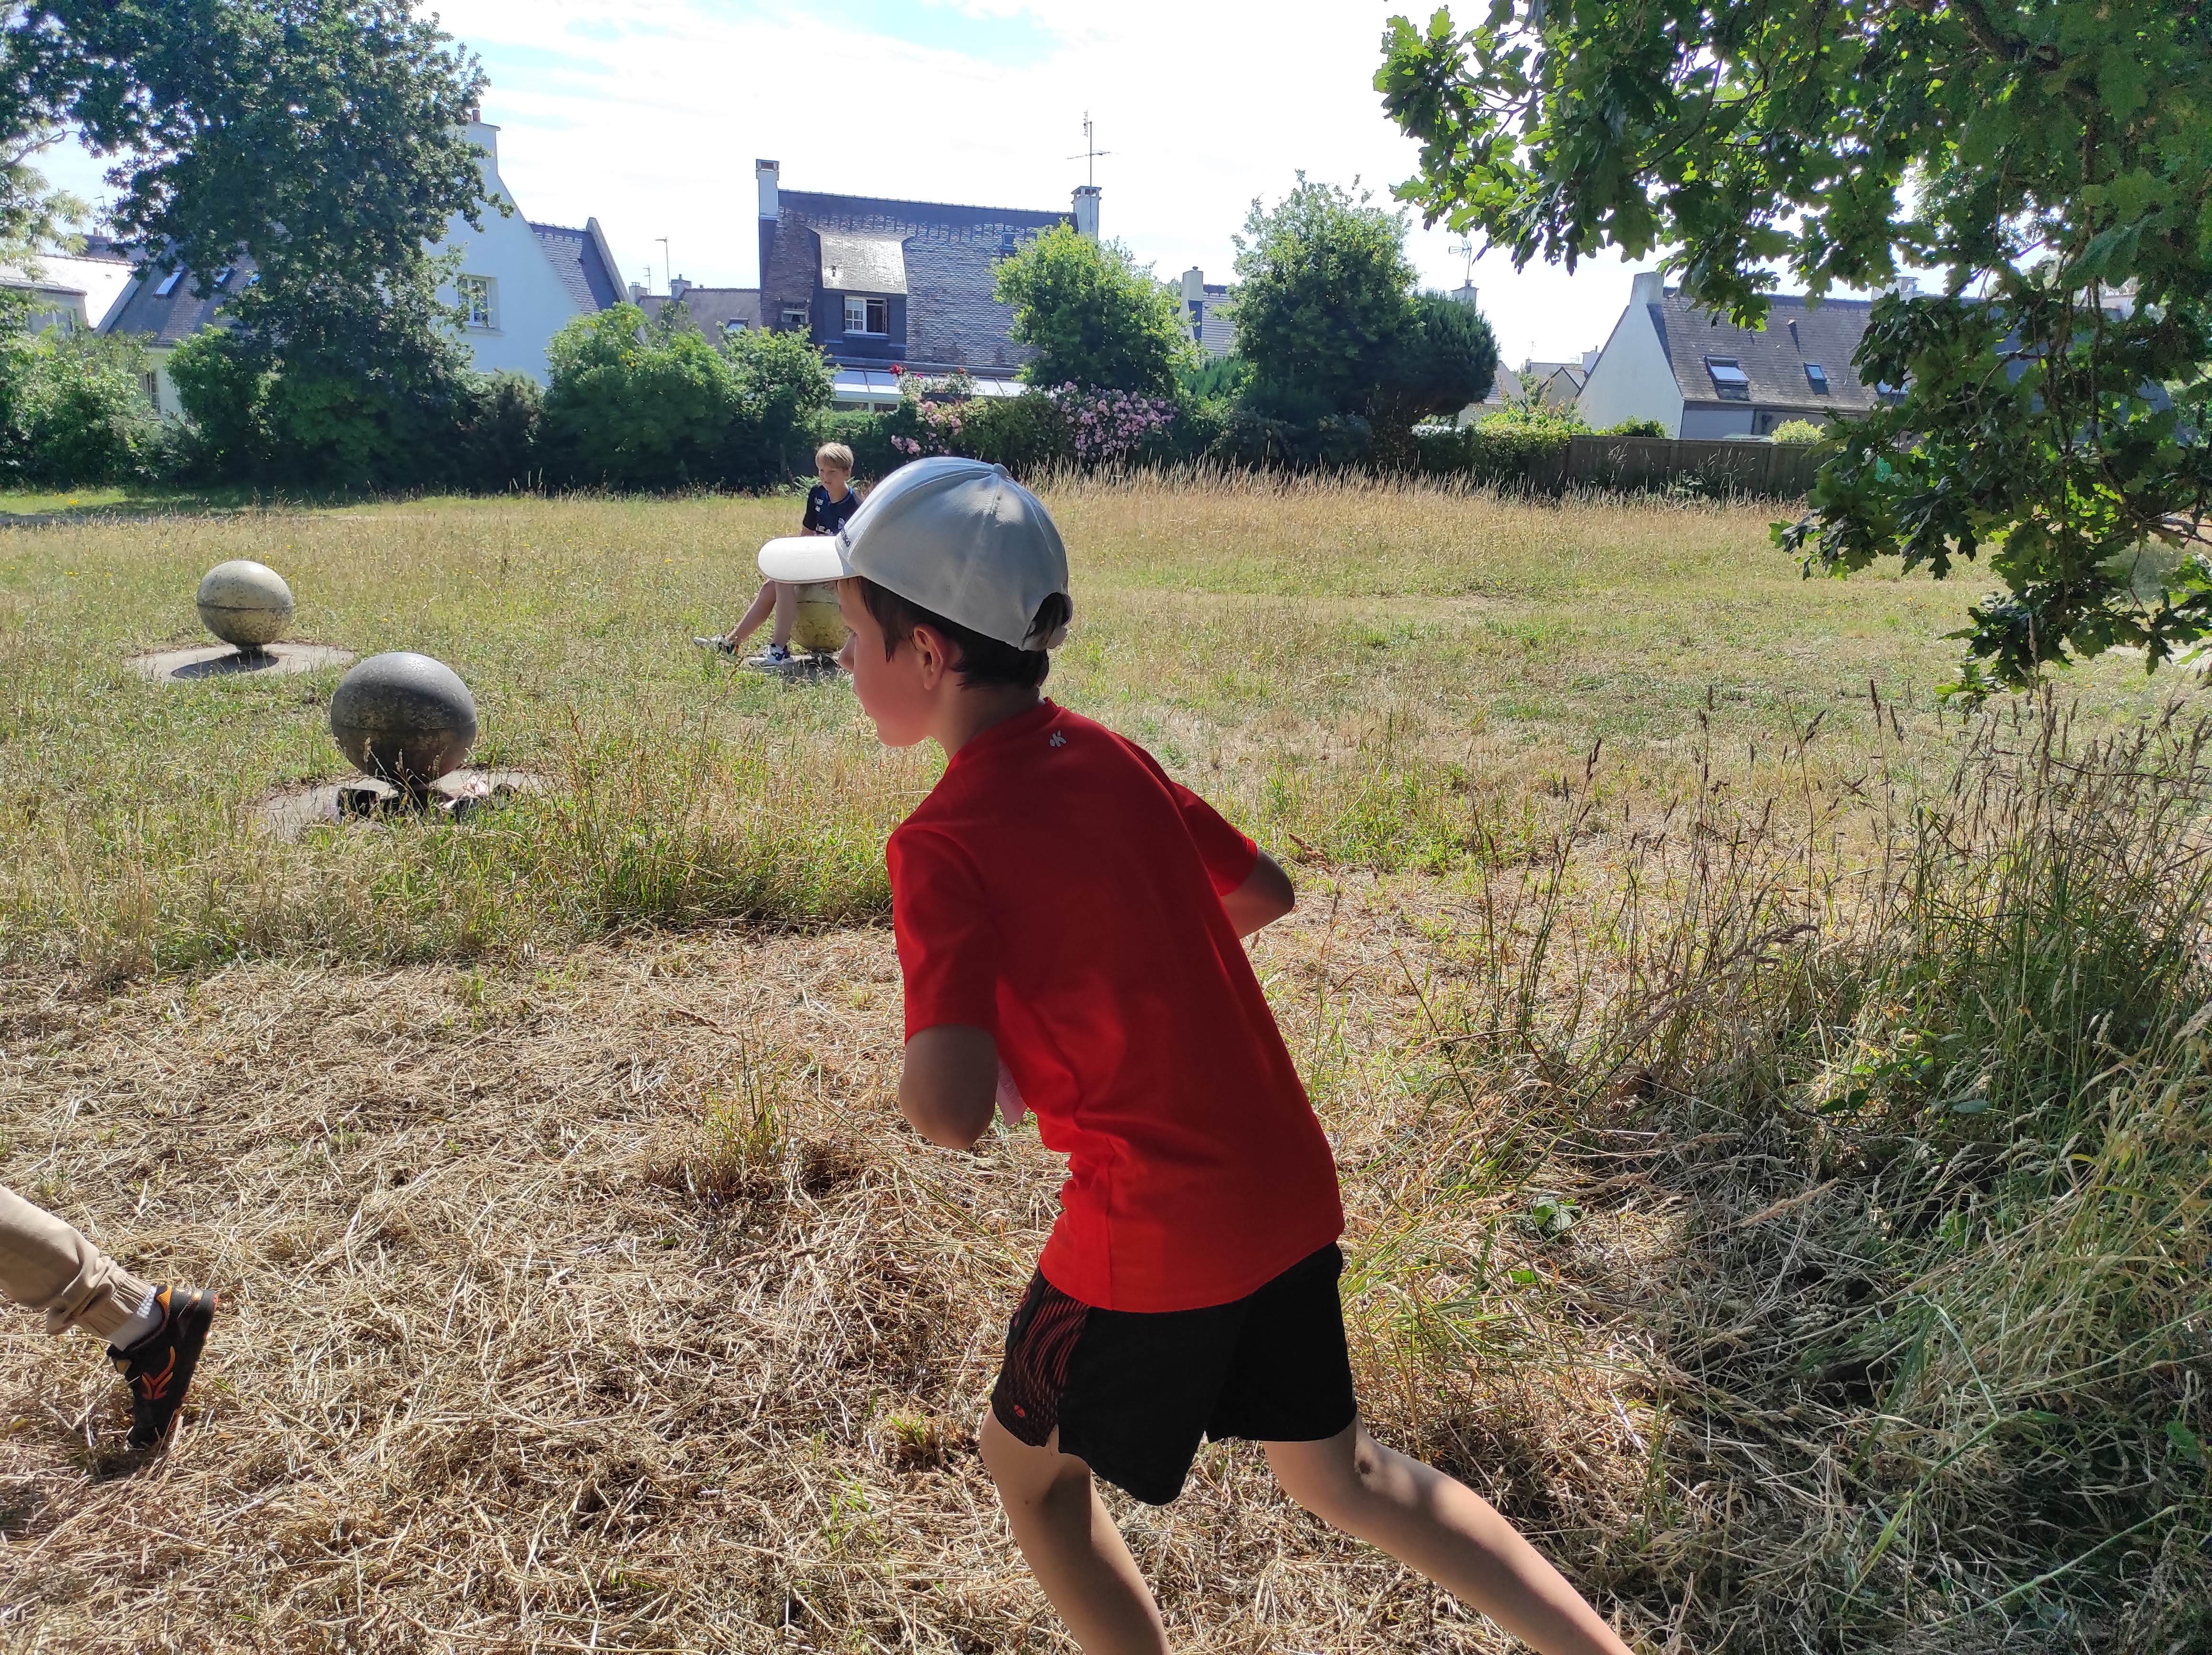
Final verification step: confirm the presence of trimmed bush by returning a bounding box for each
[1772,418,1827,444]
[0,327,161,485]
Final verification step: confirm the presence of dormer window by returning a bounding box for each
[1803,362,1830,394]
[154,269,184,297]
[781,305,809,331]
[212,266,235,289]
[997,229,1017,258]
[1706,357,1751,400]
[843,296,888,336]
[723,319,750,339]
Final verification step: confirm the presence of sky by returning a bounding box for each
[36,0,1667,369]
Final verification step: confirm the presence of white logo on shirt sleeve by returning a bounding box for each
[1048,731,1067,748]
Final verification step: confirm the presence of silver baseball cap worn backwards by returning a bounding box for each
[757,457,1073,650]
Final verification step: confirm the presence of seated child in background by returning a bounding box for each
[758,455,1637,1655]
[697,441,863,663]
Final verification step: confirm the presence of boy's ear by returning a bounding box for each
[908,622,959,686]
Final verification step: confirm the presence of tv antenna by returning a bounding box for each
[1449,238,1476,286]
[657,237,672,292]
[1069,112,1110,187]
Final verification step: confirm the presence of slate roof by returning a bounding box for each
[653,286,763,336]
[529,222,624,313]
[1651,287,1879,414]
[102,256,255,347]
[763,186,1069,375]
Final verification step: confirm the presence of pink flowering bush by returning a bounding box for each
[880,379,1178,473]
[1046,384,1176,466]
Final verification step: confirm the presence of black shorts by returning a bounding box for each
[990,1244,1357,1506]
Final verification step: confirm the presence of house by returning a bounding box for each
[0,237,142,334]
[631,277,764,346]
[1460,353,1598,422]
[755,159,1096,412]
[103,116,625,414]
[1179,268,1235,360]
[1576,271,1881,438]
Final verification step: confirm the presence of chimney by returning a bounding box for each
[757,159,780,222]
[628,281,646,302]
[1182,267,1204,303]
[1450,281,1479,308]
[1583,347,1601,370]
[670,276,691,299]
[1073,184,1100,240]
[1629,270,1663,306]
[467,116,499,168]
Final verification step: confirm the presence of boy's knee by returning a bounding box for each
[1266,1427,1372,1524]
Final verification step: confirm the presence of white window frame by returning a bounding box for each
[843,295,888,336]
[781,305,809,332]
[457,274,497,330]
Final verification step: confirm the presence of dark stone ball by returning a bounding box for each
[329,652,479,787]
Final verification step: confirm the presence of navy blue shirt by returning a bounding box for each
[802,483,861,536]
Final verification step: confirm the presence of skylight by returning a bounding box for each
[1706,358,1751,400]
[1804,362,1831,394]
[154,269,184,296]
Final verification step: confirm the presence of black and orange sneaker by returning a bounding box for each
[108,1285,218,1451]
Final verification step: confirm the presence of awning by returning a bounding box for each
[818,232,907,295]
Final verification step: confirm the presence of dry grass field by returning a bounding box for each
[1,477,2206,1654]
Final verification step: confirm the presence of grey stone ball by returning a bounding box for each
[195,560,294,649]
[329,652,478,787]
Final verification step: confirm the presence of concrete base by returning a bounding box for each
[132,642,355,683]
[254,767,543,840]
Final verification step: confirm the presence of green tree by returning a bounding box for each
[0,325,159,484]
[543,304,831,490]
[994,225,1192,394]
[1379,2,2212,692]
[1233,176,1419,419]
[3,2,492,486]
[1380,290,1499,429]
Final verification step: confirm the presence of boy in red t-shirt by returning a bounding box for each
[761,457,1633,1655]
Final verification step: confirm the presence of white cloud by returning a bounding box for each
[43,0,1661,365]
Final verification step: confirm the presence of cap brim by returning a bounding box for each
[757,535,853,582]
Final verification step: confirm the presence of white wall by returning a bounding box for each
[430,122,587,384]
[1575,300,1684,435]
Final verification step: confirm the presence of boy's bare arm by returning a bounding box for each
[1220,849,1295,939]
[900,1025,999,1149]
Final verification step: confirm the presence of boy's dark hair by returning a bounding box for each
[857,577,1072,690]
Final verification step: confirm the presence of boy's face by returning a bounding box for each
[837,578,937,748]
[819,461,851,493]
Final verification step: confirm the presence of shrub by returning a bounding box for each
[1771,418,1827,443]
[1414,406,1586,485]
[883,383,1177,474]
[994,225,1193,395]
[543,304,830,490]
[1601,417,1669,438]
[0,327,161,485]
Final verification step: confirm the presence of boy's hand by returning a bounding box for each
[899,1025,999,1149]
[1220,849,1296,939]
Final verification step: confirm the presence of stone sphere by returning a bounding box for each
[788,581,848,654]
[196,560,294,649]
[329,652,478,787]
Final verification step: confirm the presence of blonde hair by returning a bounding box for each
[815,442,855,474]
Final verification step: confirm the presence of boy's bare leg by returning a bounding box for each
[721,581,778,649]
[769,581,797,651]
[979,1411,1169,1655]
[1266,1420,1634,1655]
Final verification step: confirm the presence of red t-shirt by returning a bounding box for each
[888,700,1344,1313]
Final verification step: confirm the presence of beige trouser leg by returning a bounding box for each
[0,1184,154,1343]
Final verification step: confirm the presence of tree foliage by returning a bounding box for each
[11,1,489,367]
[0,315,159,484]
[1234,177,1497,454]
[994,225,1193,395]
[1380,0,2212,690]
[543,304,832,490]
